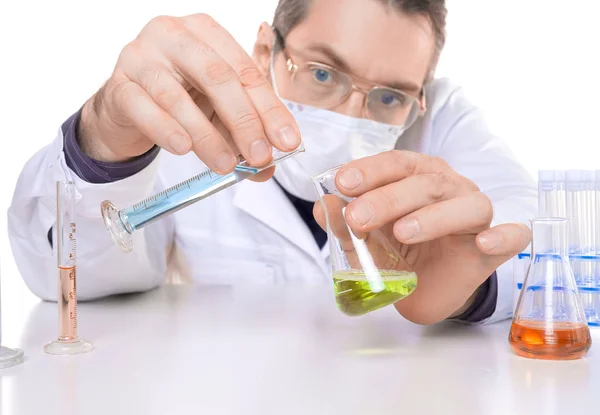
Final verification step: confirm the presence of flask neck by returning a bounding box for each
[530,218,568,257]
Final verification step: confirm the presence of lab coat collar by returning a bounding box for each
[232,178,327,265]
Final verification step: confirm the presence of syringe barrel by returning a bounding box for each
[55,181,77,268]
[101,142,306,253]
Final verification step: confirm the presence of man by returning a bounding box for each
[8,0,536,324]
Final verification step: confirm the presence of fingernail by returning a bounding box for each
[338,168,363,190]
[479,232,501,251]
[277,126,300,149]
[170,134,190,155]
[395,219,419,241]
[215,152,236,173]
[250,139,271,163]
[349,201,374,226]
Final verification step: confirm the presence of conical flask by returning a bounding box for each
[509,218,592,360]
[311,166,417,316]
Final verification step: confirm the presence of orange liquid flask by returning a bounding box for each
[509,218,592,360]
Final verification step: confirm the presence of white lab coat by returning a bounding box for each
[7,77,537,324]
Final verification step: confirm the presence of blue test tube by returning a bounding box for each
[567,170,598,325]
[588,170,600,326]
[566,170,584,292]
[595,170,600,259]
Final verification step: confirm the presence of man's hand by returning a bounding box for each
[313,150,531,324]
[79,14,300,181]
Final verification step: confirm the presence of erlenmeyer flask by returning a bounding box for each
[509,218,592,360]
[311,166,417,316]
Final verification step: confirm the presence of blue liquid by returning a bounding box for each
[517,283,600,293]
[120,166,258,231]
[519,252,600,261]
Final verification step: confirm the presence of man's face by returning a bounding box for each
[269,0,435,121]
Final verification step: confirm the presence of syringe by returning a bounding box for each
[101,143,305,252]
[44,181,93,355]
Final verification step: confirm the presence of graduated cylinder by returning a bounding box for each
[44,181,93,355]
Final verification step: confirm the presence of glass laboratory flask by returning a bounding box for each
[311,166,417,316]
[509,218,592,360]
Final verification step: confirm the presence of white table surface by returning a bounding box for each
[1,283,599,415]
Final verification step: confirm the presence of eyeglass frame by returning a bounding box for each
[272,28,427,124]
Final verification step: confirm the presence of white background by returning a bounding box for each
[1,0,599,345]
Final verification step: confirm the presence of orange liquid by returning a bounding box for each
[509,320,591,360]
[58,265,77,341]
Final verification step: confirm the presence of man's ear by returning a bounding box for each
[252,22,276,78]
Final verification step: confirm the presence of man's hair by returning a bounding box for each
[272,0,447,81]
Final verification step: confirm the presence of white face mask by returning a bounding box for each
[270,55,406,201]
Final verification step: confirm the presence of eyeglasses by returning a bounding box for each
[274,30,426,126]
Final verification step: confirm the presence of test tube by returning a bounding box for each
[566,170,598,325]
[582,171,595,255]
[566,171,588,255]
[590,170,600,326]
[538,170,566,217]
[581,171,596,321]
[0,254,24,368]
[43,181,93,355]
[566,170,584,292]
[595,170,600,261]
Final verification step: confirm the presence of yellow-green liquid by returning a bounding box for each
[333,270,418,316]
